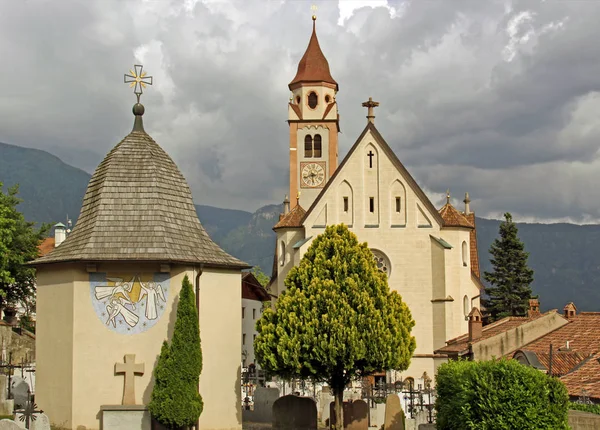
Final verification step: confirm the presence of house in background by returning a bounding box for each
[241,272,270,368]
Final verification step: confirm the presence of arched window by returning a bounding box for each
[463,295,469,317]
[462,241,468,266]
[308,92,318,109]
[313,134,322,157]
[304,135,313,158]
[280,241,286,266]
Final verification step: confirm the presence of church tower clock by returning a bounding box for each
[288,15,339,210]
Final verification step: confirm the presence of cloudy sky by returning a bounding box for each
[1,0,600,223]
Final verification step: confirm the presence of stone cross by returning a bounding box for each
[361,97,380,124]
[115,354,144,405]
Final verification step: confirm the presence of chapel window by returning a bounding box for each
[395,197,401,213]
[304,135,313,158]
[252,309,256,320]
[280,241,286,266]
[462,241,468,267]
[313,134,322,157]
[463,295,469,317]
[371,249,391,277]
[243,333,246,345]
[242,307,245,318]
[369,197,375,213]
[343,197,349,212]
[308,92,318,109]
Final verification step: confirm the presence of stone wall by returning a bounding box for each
[568,410,600,430]
[0,322,35,364]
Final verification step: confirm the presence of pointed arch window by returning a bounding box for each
[313,134,322,157]
[304,135,313,158]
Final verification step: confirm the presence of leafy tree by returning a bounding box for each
[436,359,569,429]
[250,266,269,287]
[0,183,49,310]
[254,224,416,429]
[482,212,534,322]
[149,275,203,429]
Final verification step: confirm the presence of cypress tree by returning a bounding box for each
[482,213,534,322]
[149,274,203,429]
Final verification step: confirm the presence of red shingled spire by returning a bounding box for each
[289,17,338,90]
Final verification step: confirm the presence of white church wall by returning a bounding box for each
[275,228,305,296]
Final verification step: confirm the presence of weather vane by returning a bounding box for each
[311,4,317,20]
[124,65,153,103]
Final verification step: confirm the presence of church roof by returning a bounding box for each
[302,122,445,227]
[273,203,306,230]
[289,18,338,90]
[439,203,474,229]
[32,104,248,269]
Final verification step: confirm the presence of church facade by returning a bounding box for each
[271,17,483,381]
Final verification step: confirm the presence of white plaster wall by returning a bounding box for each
[242,298,263,367]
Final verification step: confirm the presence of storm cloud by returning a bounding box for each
[1,0,599,223]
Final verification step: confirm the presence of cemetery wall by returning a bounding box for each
[0,322,35,364]
[37,262,242,430]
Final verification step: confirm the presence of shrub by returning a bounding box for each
[570,402,600,415]
[435,359,569,430]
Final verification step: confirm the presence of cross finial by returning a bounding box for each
[124,65,153,104]
[311,4,317,21]
[361,97,380,124]
[446,189,451,204]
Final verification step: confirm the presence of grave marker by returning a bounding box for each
[384,393,405,430]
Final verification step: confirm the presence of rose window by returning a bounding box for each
[371,249,391,277]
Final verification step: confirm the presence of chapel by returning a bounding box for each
[32,67,248,430]
[270,16,483,381]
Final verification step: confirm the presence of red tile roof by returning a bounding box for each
[465,213,480,277]
[436,314,543,354]
[439,203,473,229]
[273,204,306,230]
[518,312,600,356]
[560,352,600,400]
[38,237,55,257]
[533,351,590,376]
[289,20,337,90]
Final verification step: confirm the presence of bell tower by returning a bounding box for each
[288,14,339,210]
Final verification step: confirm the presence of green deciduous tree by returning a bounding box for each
[0,183,49,311]
[149,274,203,429]
[250,266,270,287]
[436,359,569,429]
[254,224,416,429]
[482,212,534,322]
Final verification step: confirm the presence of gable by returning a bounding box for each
[303,122,444,229]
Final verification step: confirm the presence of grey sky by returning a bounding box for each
[1,0,599,223]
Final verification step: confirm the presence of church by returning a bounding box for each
[270,16,483,381]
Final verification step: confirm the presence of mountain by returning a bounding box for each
[1,141,599,311]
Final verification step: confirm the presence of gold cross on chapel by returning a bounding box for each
[124,65,153,103]
[311,4,318,20]
[115,354,145,405]
[362,97,380,124]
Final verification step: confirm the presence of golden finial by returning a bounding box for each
[311,4,317,21]
[446,189,451,204]
[124,65,153,104]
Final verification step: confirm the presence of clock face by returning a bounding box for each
[301,162,326,188]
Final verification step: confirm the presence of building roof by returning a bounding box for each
[436,313,546,355]
[439,203,474,229]
[242,272,270,301]
[273,203,306,230]
[302,122,445,227]
[560,352,600,400]
[289,19,338,90]
[32,105,248,269]
[465,213,480,277]
[38,237,55,257]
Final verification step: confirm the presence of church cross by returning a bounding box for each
[367,150,375,168]
[124,65,153,103]
[115,354,145,405]
[361,97,380,124]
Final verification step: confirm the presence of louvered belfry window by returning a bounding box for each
[313,134,322,157]
[304,135,313,158]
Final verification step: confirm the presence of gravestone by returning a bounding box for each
[32,413,50,430]
[329,400,368,430]
[11,378,29,409]
[318,388,333,425]
[0,420,21,430]
[384,393,405,430]
[252,387,279,423]
[272,395,317,430]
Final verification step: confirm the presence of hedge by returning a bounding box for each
[570,402,600,415]
[435,358,569,430]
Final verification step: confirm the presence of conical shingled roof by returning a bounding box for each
[289,19,338,90]
[33,105,248,269]
[439,203,474,229]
